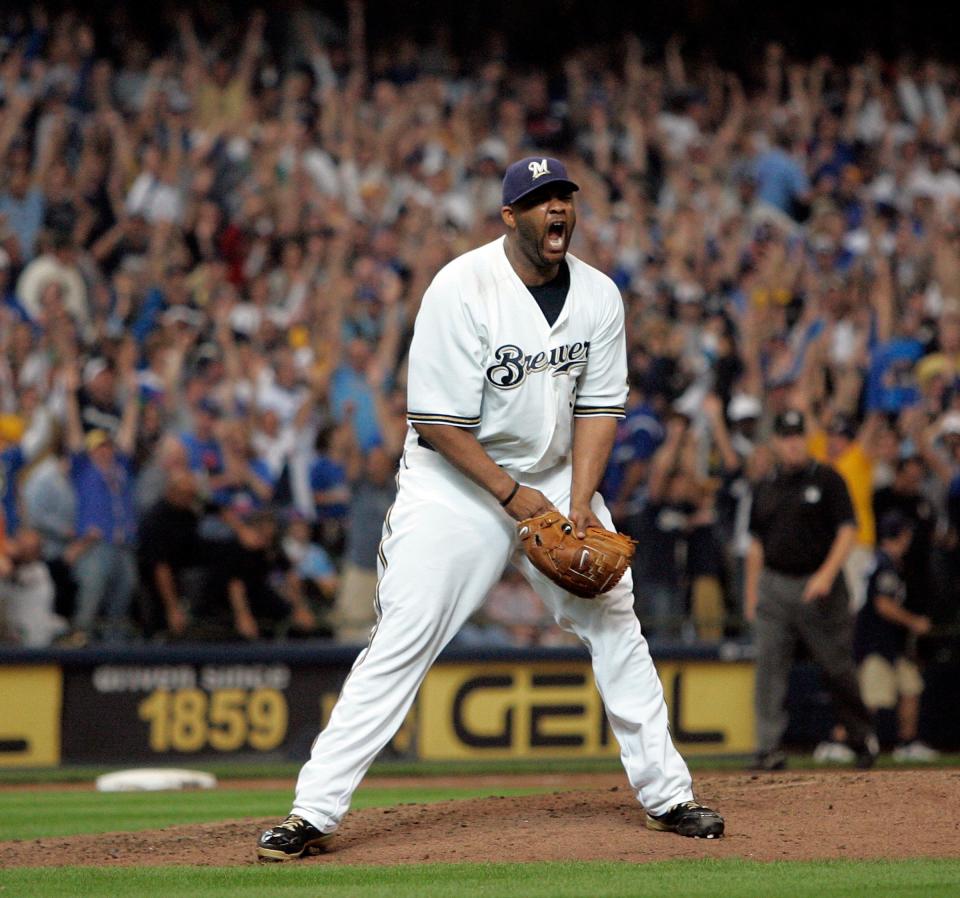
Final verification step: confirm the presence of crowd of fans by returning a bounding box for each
[1,6,960,655]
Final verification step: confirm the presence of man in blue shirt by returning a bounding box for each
[308,422,356,554]
[602,377,664,524]
[753,132,811,220]
[64,364,140,642]
[181,398,227,493]
[0,165,45,263]
[329,339,383,451]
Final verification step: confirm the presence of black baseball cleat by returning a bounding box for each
[257,814,333,861]
[646,800,725,839]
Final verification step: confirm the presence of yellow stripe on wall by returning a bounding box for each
[0,665,62,767]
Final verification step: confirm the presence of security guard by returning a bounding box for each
[745,409,877,770]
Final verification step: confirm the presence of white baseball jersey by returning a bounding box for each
[406,237,628,473]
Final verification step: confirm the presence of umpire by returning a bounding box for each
[745,410,877,770]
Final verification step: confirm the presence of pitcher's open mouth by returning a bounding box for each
[546,220,566,251]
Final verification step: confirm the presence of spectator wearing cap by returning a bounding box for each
[16,231,88,327]
[63,361,141,642]
[808,411,884,611]
[709,393,766,626]
[726,394,763,458]
[746,409,877,770]
[854,512,938,762]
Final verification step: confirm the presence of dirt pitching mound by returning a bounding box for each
[3,770,958,868]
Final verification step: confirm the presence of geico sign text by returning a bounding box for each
[418,661,755,759]
[452,672,607,749]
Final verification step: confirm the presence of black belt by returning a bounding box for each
[417,435,436,452]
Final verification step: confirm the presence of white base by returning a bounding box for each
[95,768,218,792]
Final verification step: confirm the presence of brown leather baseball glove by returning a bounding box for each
[517,511,636,599]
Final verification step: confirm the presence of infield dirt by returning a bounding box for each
[2,770,958,867]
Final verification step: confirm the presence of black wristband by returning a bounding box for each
[499,480,520,507]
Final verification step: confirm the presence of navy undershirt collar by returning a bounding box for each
[525,260,569,327]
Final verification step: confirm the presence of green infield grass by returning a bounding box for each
[2,752,957,786]
[0,785,560,841]
[0,756,625,785]
[2,859,958,898]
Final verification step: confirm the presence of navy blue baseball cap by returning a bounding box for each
[501,156,579,206]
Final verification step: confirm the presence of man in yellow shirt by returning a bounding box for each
[808,412,881,611]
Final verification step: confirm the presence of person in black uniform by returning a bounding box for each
[136,470,239,638]
[745,409,877,770]
[872,456,936,621]
[854,511,937,761]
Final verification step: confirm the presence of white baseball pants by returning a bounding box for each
[292,442,693,829]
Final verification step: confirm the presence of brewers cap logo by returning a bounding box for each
[528,159,550,180]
